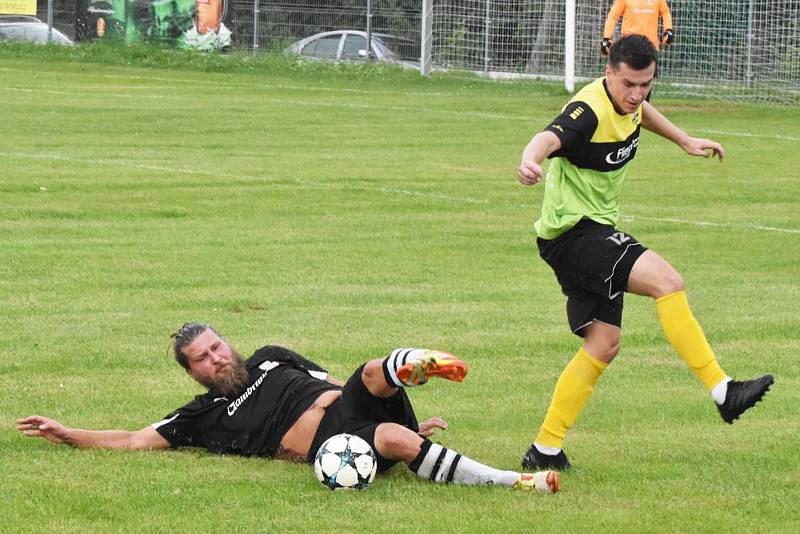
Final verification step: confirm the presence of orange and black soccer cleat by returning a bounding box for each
[513,471,561,493]
[395,350,468,386]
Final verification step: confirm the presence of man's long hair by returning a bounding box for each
[171,322,219,369]
[170,322,250,396]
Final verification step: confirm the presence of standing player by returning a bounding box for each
[601,0,674,56]
[517,35,773,470]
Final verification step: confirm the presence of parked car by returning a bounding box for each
[0,16,74,45]
[285,30,418,69]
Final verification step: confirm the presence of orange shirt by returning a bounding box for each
[603,0,673,50]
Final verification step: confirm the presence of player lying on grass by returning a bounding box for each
[517,34,773,471]
[17,322,560,493]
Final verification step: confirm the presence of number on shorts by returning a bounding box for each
[606,232,631,246]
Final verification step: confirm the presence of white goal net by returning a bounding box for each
[38,0,799,103]
[428,0,799,104]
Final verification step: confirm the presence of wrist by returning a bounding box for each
[678,136,694,151]
[62,428,79,447]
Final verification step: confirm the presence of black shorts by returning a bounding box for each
[307,364,419,472]
[537,219,648,337]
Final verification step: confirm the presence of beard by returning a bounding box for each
[200,350,250,397]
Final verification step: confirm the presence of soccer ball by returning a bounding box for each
[313,433,377,490]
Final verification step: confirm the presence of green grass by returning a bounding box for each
[1,43,798,533]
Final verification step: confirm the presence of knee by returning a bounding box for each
[591,339,620,363]
[362,359,384,384]
[584,329,621,363]
[657,269,685,296]
[373,423,421,463]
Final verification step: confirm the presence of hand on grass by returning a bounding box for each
[16,415,70,444]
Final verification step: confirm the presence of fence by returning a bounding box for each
[29,0,800,103]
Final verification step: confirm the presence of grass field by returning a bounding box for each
[1,44,798,533]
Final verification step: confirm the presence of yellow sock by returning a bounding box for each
[535,347,608,448]
[656,290,727,391]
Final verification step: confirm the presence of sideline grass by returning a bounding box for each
[1,44,798,532]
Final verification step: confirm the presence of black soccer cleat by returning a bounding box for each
[716,374,774,424]
[522,444,571,471]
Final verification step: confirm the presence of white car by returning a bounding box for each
[0,16,74,45]
[285,30,418,68]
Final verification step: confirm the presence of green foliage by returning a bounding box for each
[1,48,798,532]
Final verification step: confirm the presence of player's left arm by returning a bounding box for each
[641,101,724,161]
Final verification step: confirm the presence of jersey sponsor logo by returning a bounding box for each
[570,106,585,120]
[605,136,639,165]
[227,362,278,416]
[259,361,280,372]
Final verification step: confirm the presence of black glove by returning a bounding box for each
[600,37,612,56]
[662,29,674,45]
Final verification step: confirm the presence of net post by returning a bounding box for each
[252,0,260,55]
[564,0,575,93]
[420,0,432,76]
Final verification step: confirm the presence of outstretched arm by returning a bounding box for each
[641,101,724,161]
[16,415,170,450]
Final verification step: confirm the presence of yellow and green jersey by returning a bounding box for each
[534,77,643,240]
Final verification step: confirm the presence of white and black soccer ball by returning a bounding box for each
[313,433,377,490]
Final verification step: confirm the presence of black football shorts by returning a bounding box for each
[537,218,648,337]
[308,364,419,472]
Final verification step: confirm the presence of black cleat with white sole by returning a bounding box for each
[522,444,571,470]
[717,374,774,424]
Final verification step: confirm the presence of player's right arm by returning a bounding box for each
[518,131,561,185]
[519,99,598,186]
[16,415,170,450]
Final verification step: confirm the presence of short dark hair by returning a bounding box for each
[170,322,218,369]
[608,34,658,70]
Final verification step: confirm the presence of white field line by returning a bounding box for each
[0,65,500,98]
[619,215,800,235]
[694,129,800,143]
[4,78,798,142]
[4,64,798,141]
[2,85,543,122]
[3,151,797,235]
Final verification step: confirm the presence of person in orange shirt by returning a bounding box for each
[196,0,222,34]
[601,0,674,55]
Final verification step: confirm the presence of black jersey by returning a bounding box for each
[152,345,340,457]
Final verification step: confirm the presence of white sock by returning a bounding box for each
[711,376,732,405]
[534,443,562,456]
[383,348,428,387]
[410,441,519,487]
